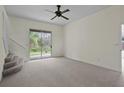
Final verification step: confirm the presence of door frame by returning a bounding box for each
[29,29,52,60]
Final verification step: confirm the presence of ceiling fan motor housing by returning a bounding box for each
[55,11,61,17]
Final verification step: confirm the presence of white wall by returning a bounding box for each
[64,6,122,72]
[0,6,8,81]
[9,16,64,61]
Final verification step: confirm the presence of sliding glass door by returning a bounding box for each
[41,32,52,57]
[29,30,52,59]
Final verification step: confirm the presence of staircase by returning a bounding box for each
[3,53,24,76]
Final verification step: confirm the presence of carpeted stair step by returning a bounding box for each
[4,61,17,69]
[3,58,24,76]
[4,53,15,63]
[4,56,18,69]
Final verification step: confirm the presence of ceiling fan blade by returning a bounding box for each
[51,15,57,20]
[61,15,69,20]
[62,9,70,14]
[45,9,55,14]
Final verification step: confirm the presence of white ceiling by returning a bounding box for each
[5,5,110,26]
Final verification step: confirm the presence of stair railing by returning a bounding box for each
[9,37,26,50]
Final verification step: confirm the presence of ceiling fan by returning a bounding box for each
[46,5,70,20]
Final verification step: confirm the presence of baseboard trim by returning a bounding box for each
[65,57,121,73]
[27,56,64,62]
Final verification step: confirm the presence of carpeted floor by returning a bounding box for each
[0,57,124,87]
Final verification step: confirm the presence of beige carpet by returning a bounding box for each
[0,57,124,87]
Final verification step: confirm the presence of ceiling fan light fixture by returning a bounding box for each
[46,5,70,20]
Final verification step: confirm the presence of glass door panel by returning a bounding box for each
[41,32,52,57]
[29,31,42,58]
